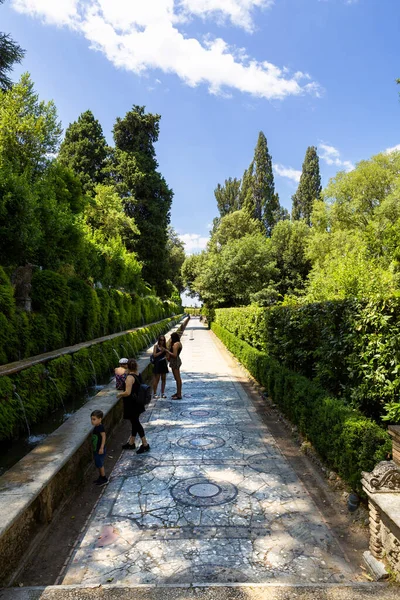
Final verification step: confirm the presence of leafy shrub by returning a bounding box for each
[215,297,400,422]
[212,321,392,491]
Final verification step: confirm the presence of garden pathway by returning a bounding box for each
[63,319,358,586]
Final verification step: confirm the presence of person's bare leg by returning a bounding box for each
[176,369,182,397]
[161,373,166,395]
[153,373,160,396]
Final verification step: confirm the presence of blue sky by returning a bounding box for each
[1,0,400,253]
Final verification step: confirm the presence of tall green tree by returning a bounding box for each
[0,0,25,91]
[113,105,173,295]
[165,227,186,293]
[0,73,62,175]
[214,177,241,217]
[292,146,322,225]
[58,110,109,194]
[243,132,280,236]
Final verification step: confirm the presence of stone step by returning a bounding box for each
[1,583,399,600]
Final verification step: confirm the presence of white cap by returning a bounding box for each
[119,357,128,364]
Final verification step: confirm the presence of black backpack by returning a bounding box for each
[138,383,152,406]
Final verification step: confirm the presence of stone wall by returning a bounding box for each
[362,425,400,579]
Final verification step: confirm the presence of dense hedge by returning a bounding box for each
[214,298,400,421]
[0,316,182,441]
[0,267,181,365]
[212,322,391,491]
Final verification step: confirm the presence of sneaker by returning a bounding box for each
[122,442,136,450]
[136,444,150,454]
[161,394,167,398]
[153,394,160,399]
[95,476,108,487]
[93,476,102,484]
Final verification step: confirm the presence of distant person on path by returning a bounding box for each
[166,332,182,399]
[91,410,108,487]
[152,335,168,399]
[115,357,128,390]
[117,358,150,454]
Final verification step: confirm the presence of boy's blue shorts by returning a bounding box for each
[94,450,106,468]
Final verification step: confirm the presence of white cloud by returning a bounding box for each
[319,142,354,171]
[385,144,400,154]
[273,163,301,183]
[12,0,79,25]
[11,0,321,101]
[179,233,209,254]
[178,0,275,33]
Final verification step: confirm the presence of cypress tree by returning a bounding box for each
[58,110,109,194]
[291,146,322,225]
[242,132,280,236]
[0,0,25,91]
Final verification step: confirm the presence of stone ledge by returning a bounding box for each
[0,315,183,377]
[0,317,189,587]
[0,583,399,600]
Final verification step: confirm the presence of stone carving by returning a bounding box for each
[362,460,400,494]
[11,264,36,312]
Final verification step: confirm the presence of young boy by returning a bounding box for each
[91,410,108,486]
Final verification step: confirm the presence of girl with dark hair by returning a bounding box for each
[166,332,182,399]
[117,358,150,454]
[152,334,168,399]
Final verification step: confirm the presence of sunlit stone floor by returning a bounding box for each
[63,321,356,585]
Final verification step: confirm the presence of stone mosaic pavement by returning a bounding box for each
[63,320,357,586]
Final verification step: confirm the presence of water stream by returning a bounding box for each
[88,358,97,388]
[13,391,31,437]
[0,375,111,477]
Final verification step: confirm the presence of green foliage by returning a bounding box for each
[212,322,391,491]
[304,151,400,302]
[0,0,25,91]
[191,234,278,307]
[243,132,279,236]
[0,265,181,365]
[113,106,173,295]
[292,146,321,225]
[58,110,110,194]
[214,298,400,422]
[0,73,62,175]
[270,220,312,298]
[214,178,242,217]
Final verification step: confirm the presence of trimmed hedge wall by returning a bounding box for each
[214,299,400,421]
[211,321,391,491]
[0,315,182,442]
[0,267,181,365]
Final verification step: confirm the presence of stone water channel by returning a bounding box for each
[0,318,181,477]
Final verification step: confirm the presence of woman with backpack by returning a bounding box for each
[117,358,150,454]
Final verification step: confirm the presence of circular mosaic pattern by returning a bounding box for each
[171,476,238,507]
[180,409,218,418]
[177,434,225,450]
[247,453,274,474]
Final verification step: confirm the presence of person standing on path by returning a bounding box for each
[152,335,168,399]
[166,332,182,399]
[115,357,128,390]
[117,358,150,454]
